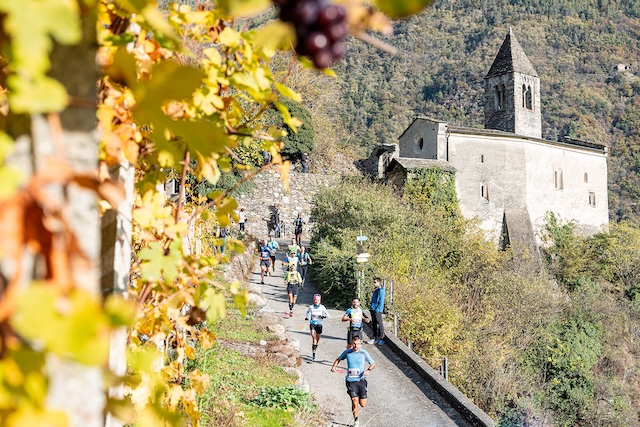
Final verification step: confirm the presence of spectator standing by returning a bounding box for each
[238,208,246,233]
[368,277,385,345]
[298,246,312,286]
[301,152,308,173]
[293,213,304,246]
[271,204,281,238]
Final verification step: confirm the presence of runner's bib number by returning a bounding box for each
[348,368,361,379]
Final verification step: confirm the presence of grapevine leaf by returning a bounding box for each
[201,288,226,322]
[138,241,164,282]
[274,83,302,102]
[374,0,435,18]
[217,0,271,17]
[7,75,68,114]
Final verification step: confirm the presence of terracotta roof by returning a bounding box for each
[485,29,538,78]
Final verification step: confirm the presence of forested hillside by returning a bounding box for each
[328,0,640,223]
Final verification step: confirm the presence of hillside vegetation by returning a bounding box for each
[317,0,640,222]
[309,176,640,427]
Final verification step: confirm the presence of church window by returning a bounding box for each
[554,170,563,190]
[495,84,505,110]
[523,84,533,110]
[584,173,588,183]
[481,183,489,201]
[481,154,484,163]
[589,192,596,206]
[418,137,424,150]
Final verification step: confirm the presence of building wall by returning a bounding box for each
[524,142,608,236]
[398,119,444,159]
[447,133,528,240]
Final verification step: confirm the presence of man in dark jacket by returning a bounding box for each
[368,277,385,345]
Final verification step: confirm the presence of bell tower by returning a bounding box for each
[484,29,541,139]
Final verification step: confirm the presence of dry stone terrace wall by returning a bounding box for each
[234,170,340,241]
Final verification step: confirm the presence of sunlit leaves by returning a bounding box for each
[373,0,434,18]
[0,0,81,112]
[138,239,183,283]
[11,285,130,365]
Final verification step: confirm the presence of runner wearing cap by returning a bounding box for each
[304,293,330,362]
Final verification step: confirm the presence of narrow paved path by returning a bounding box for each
[252,240,474,427]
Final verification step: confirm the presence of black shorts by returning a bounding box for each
[295,228,302,236]
[269,255,276,265]
[347,328,362,344]
[310,324,323,334]
[287,283,299,296]
[346,379,367,399]
[260,259,270,268]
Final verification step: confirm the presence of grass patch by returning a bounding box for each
[185,304,316,426]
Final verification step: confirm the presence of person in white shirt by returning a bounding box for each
[305,294,330,362]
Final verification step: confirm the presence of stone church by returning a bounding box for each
[377,29,609,252]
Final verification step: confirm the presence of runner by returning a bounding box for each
[304,293,330,362]
[287,237,299,256]
[258,240,270,285]
[284,264,303,317]
[282,250,299,276]
[342,298,370,349]
[331,336,376,427]
[293,213,305,246]
[266,236,279,276]
[297,246,312,286]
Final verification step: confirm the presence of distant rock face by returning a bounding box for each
[234,170,340,241]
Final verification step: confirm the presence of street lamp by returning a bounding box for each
[355,231,369,299]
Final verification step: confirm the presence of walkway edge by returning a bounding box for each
[368,326,495,427]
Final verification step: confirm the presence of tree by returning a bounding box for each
[279,97,315,160]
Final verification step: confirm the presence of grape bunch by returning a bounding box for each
[274,0,347,69]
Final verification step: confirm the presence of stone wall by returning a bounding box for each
[234,170,340,241]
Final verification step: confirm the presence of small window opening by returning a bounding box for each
[495,84,505,110]
[418,138,424,150]
[480,155,484,163]
[554,170,563,190]
[481,183,489,201]
[589,192,596,206]
[584,173,588,183]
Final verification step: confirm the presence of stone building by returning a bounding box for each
[381,29,609,250]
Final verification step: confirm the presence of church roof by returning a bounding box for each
[389,158,457,173]
[485,29,538,78]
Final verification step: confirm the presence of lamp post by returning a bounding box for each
[355,231,369,300]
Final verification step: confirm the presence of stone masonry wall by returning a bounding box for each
[234,170,340,241]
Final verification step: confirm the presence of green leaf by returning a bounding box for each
[201,288,226,322]
[374,0,435,18]
[274,83,302,102]
[138,239,183,283]
[218,27,241,49]
[7,75,68,114]
[217,0,271,17]
[11,285,111,365]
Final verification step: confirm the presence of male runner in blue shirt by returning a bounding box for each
[331,336,376,427]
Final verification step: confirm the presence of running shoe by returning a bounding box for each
[289,311,293,317]
[367,339,376,345]
[312,353,316,362]
[377,339,385,346]
[353,419,359,427]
